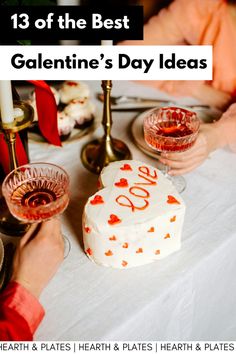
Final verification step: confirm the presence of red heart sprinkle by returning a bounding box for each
[108,214,122,225]
[155,249,160,255]
[136,248,143,254]
[148,227,155,233]
[109,235,117,241]
[170,215,176,222]
[167,195,180,204]
[84,226,91,234]
[164,233,171,239]
[105,250,113,256]
[67,81,78,86]
[122,242,129,249]
[90,195,104,205]
[86,248,93,255]
[122,260,128,267]
[114,178,128,188]
[120,164,132,171]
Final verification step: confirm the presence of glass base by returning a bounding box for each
[168,175,186,193]
[159,162,186,194]
[81,137,132,174]
[63,235,71,259]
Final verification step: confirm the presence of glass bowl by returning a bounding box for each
[2,163,69,223]
[143,106,201,153]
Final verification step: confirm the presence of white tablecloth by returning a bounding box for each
[12,81,236,340]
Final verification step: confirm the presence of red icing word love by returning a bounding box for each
[90,195,104,205]
[108,214,122,225]
[115,178,129,188]
[116,194,149,213]
[116,186,150,212]
[135,174,157,186]
[116,165,157,213]
[167,195,180,205]
[120,164,132,171]
[135,166,158,186]
[139,166,158,179]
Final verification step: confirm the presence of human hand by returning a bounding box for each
[159,123,223,176]
[133,81,231,111]
[191,84,232,111]
[11,219,64,298]
[168,81,232,110]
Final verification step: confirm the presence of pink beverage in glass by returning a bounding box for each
[2,163,69,223]
[143,106,200,153]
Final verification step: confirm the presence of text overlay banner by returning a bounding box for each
[0,45,212,80]
[0,6,143,40]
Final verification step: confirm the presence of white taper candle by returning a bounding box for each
[0,81,14,124]
[57,0,81,45]
[101,40,113,46]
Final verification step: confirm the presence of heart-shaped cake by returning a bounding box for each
[83,160,185,269]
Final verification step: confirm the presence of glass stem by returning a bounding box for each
[162,163,171,179]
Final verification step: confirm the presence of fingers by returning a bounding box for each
[40,218,61,235]
[20,223,39,247]
[160,150,205,167]
[36,219,63,245]
[160,146,199,160]
[20,218,62,247]
[159,145,206,176]
[160,137,205,162]
[160,150,198,163]
[168,161,202,176]
[158,132,208,175]
[39,219,64,252]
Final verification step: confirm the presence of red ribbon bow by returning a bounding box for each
[0,80,61,175]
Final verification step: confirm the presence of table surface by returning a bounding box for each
[3,81,236,341]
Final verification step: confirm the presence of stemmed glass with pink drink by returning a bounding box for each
[143,106,200,192]
[2,162,70,256]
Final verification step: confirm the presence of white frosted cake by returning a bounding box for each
[83,160,185,269]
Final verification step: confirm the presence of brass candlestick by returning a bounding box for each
[81,80,132,174]
[0,101,34,236]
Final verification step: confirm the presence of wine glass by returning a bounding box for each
[2,162,70,256]
[143,106,200,193]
